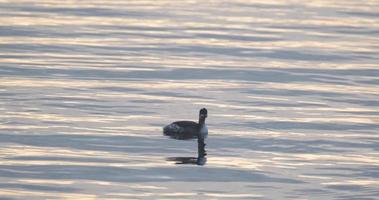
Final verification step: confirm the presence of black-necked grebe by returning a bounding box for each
[163,108,208,140]
[163,108,208,157]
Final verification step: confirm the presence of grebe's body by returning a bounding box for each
[163,108,208,158]
[163,121,207,140]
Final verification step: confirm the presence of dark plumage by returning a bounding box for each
[163,108,208,158]
[163,108,208,140]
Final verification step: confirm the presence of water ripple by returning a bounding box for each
[1,0,378,199]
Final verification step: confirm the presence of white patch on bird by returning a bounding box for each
[166,123,183,132]
[200,125,208,138]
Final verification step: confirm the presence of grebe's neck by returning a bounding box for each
[198,117,206,127]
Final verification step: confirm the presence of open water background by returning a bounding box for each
[0,0,378,199]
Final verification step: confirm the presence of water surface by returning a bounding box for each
[0,0,379,199]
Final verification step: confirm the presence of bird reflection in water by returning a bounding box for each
[166,138,207,166]
[163,108,208,166]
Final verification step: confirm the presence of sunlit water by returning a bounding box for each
[1,0,379,199]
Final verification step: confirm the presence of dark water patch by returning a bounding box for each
[168,45,353,61]
[143,91,214,100]
[228,99,329,108]
[294,188,331,195]
[335,29,379,36]
[41,103,126,113]
[356,79,379,85]
[337,197,377,200]
[306,166,379,178]
[0,66,359,86]
[92,86,142,92]
[242,88,352,98]
[0,44,78,53]
[0,24,188,39]
[7,156,121,163]
[129,99,167,104]
[91,24,177,32]
[0,26,48,37]
[354,166,379,178]
[40,96,105,102]
[194,33,281,42]
[24,109,42,113]
[2,133,373,158]
[244,121,379,131]
[323,98,379,107]
[281,68,379,78]
[1,121,35,126]
[327,184,366,191]
[211,135,378,153]
[268,24,379,38]
[247,185,281,189]
[336,192,379,200]
[269,24,374,32]
[0,134,191,154]
[230,2,292,10]
[91,24,276,37]
[255,50,352,61]
[341,11,379,18]
[0,164,303,183]
[1,4,166,18]
[0,183,78,193]
[195,189,227,193]
[0,25,110,38]
[1,43,351,61]
[0,197,17,200]
[111,31,191,39]
[215,137,330,154]
[43,103,127,110]
[0,92,18,97]
[304,77,352,85]
[41,120,73,125]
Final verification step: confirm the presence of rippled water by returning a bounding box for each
[1,0,379,199]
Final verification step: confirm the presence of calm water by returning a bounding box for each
[1,0,379,199]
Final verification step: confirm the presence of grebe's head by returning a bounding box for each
[199,108,208,119]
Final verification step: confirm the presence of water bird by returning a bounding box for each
[163,108,208,158]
